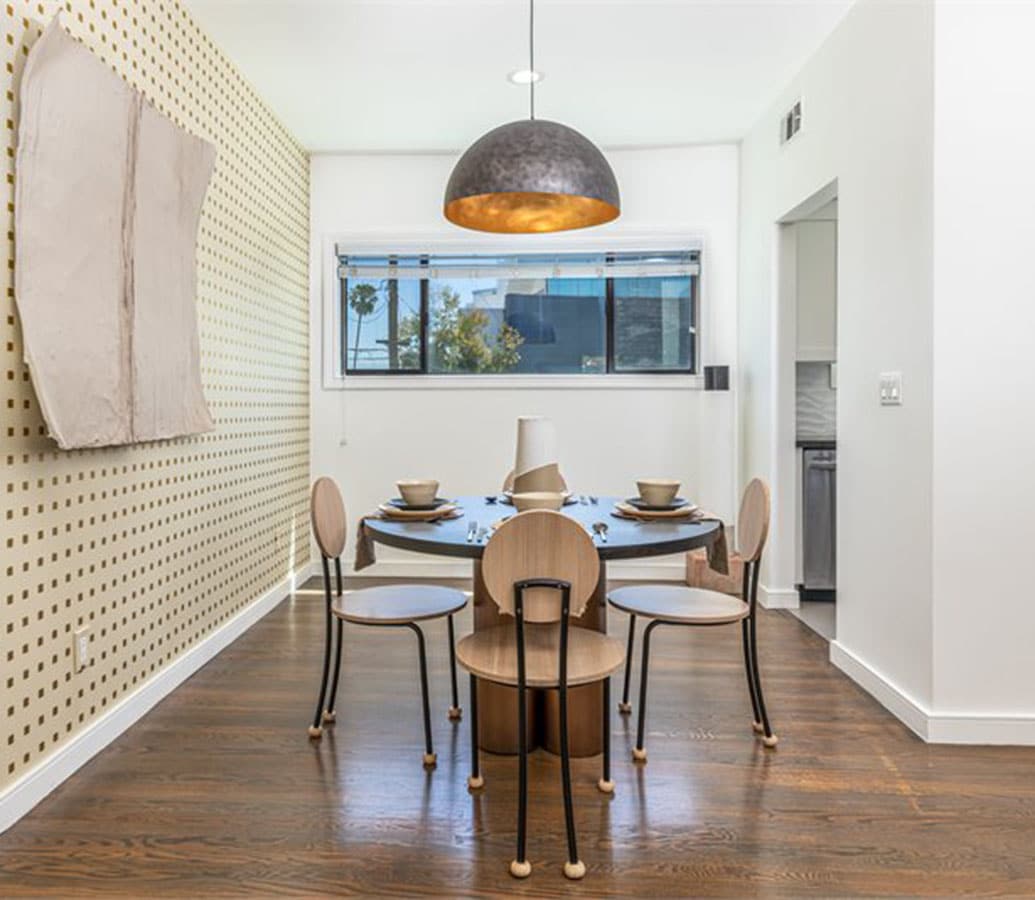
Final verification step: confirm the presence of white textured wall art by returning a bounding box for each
[14,18,214,448]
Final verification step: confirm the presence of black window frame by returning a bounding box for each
[340,252,698,377]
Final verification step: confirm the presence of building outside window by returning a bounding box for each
[339,251,699,376]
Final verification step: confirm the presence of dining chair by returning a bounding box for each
[307,477,467,769]
[455,510,624,881]
[607,478,777,760]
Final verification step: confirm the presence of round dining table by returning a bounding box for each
[363,495,721,758]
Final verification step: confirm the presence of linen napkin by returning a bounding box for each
[353,505,463,572]
[694,511,730,576]
[612,503,729,575]
[354,514,380,572]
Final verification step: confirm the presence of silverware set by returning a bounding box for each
[466,521,492,543]
[577,495,599,505]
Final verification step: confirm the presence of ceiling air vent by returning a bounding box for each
[780,99,803,145]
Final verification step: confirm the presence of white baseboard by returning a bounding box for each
[352,557,687,582]
[830,640,1035,745]
[829,640,929,739]
[0,561,317,836]
[759,584,800,609]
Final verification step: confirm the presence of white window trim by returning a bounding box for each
[320,229,708,392]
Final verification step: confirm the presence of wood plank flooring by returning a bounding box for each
[1,576,1033,897]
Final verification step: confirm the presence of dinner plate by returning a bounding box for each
[386,497,451,511]
[625,496,691,512]
[500,491,577,507]
[613,501,699,520]
[378,503,460,520]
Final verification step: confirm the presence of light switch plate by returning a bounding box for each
[879,371,903,406]
[74,626,91,672]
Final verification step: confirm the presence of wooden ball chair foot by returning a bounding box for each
[321,710,336,724]
[510,859,532,879]
[618,701,632,714]
[632,747,647,763]
[423,752,438,768]
[563,860,587,880]
[447,706,462,721]
[762,734,779,749]
[307,725,322,740]
[597,778,615,794]
[467,774,485,791]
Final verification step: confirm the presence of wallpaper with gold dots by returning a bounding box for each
[2,0,311,789]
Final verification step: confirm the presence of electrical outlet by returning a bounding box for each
[879,371,903,406]
[74,626,91,672]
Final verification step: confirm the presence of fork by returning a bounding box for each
[466,521,479,542]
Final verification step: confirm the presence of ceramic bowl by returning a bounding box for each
[636,479,680,507]
[396,479,440,507]
[511,491,565,512]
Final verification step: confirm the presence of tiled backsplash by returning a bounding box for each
[797,362,837,438]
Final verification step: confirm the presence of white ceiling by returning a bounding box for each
[184,0,854,153]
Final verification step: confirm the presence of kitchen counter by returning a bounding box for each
[797,437,836,450]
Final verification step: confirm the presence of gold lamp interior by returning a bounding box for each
[444,191,620,234]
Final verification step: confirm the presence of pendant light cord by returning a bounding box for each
[529,0,535,120]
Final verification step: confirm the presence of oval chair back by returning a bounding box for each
[481,509,599,623]
[311,476,347,561]
[736,478,771,563]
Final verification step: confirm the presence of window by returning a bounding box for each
[338,251,698,376]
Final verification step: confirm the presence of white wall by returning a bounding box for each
[931,1,1035,727]
[310,146,740,577]
[738,0,936,708]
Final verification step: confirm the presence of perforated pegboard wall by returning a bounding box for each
[2,1,311,788]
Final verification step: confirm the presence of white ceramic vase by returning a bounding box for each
[513,416,565,493]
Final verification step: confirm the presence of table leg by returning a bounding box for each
[541,560,606,758]
[472,559,607,758]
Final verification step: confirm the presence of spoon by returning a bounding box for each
[592,521,609,543]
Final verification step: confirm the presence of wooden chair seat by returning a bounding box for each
[332,585,467,626]
[456,624,625,688]
[608,584,750,625]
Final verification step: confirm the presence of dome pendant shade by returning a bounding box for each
[444,119,620,234]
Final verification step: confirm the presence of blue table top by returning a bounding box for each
[363,495,720,562]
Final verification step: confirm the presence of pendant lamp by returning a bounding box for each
[443,0,620,234]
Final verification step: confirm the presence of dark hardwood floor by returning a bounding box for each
[1,576,1034,897]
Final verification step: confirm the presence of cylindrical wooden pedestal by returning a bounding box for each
[472,560,607,758]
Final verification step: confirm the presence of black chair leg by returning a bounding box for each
[510,678,531,879]
[467,675,483,790]
[742,617,763,735]
[323,618,344,724]
[634,620,661,762]
[407,623,436,768]
[308,576,334,740]
[748,614,778,748]
[619,613,636,714]
[558,679,585,880]
[598,677,614,794]
[447,614,462,721]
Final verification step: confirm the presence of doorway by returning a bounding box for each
[776,182,838,641]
